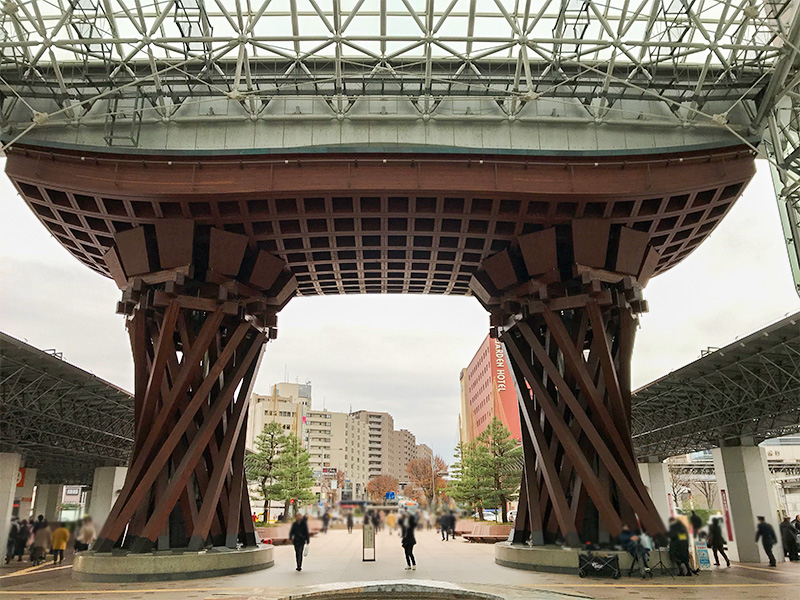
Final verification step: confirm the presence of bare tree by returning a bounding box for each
[669,466,692,509]
[695,479,717,510]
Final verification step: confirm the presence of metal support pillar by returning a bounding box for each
[712,444,783,563]
[89,466,127,532]
[33,484,63,522]
[638,460,673,524]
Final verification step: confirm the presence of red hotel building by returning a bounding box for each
[459,334,522,445]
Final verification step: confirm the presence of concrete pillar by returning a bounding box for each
[638,459,674,525]
[33,484,63,522]
[16,468,36,521]
[712,444,782,563]
[0,454,21,558]
[89,466,127,531]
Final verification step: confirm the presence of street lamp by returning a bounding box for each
[430,455,447,514]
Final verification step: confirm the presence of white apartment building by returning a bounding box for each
[304,409,370,502]
[245,382,311,451]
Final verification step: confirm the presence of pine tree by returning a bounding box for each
[473,417,522,522]
[276,433,316,517]
[244,422,287,523]
[447,441,492,520]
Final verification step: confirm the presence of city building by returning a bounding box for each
[415,444,433,464]
[352,410,397,481]
[304,409,370,504]
[459,334,522,446]
[394,430,416,480]
[245,382,311,451]
[247,386,428,504]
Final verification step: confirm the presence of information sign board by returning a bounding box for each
[362,523,375,562]
[695,540,712,570]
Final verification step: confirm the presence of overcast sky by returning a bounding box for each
[1,160,798,462]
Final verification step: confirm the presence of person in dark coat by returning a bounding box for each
[668,518,696,576]
[689,511,702,535]
[779,517,799,561]
[321,512,330,534]
[400,510,417,570]
[755,516,778,567]
[31,515,46,534]
[447,512,456,541]
[346,512,354,534]
[438,513,448,541]
[5,519,19,564]
[707,518,730,567]
[289,512,310,571]
[13,520,29,562]
[618,524,651,578]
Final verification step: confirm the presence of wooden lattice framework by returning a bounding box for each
[93,221,295,552]
[471,220,668,545]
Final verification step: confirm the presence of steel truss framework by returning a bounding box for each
[1,1,800,292]
[632,312,800,460]
[0,331,133,484]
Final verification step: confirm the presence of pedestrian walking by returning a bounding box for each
[755,516,778,567]
[386,511,397,535]
[321,511,330,534]
[346,512,354,534]
[74,517,96,553]
[5,519,18,564]
[289,513,310,571]
[447,511,456,540]
[438,513,448,541]
[707,518,730,567]
[31,515,46,534]
[689,511,702,536]
[371,510,381,533]
[13,520,29,562]
[51,522,70,565]
[779,517,799,561]
[400,511,417,570]
[30,521,51,566]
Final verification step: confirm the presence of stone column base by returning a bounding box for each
[72,545,274,582]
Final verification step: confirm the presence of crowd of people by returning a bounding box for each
[617,511,800,576]
[5,515,96,566]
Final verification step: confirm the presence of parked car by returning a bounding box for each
[472,510,500,522]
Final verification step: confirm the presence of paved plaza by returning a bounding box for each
[1,527,799,600]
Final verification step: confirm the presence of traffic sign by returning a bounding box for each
[385,491,395,500]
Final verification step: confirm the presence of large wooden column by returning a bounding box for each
[471,220,667,546]
[94,221,295,552]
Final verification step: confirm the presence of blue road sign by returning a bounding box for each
[385,491,395,500]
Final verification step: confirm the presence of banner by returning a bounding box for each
[16,468,25,488]
[720,489,734,541]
